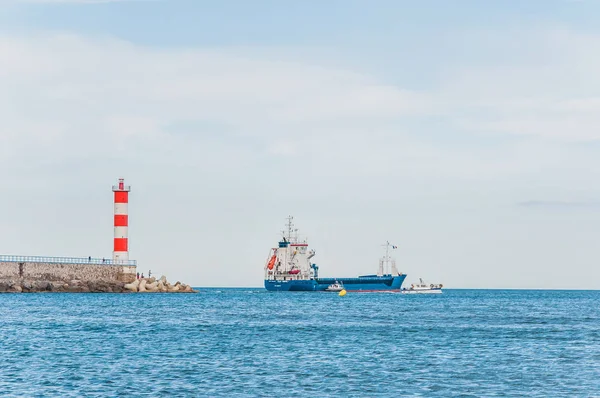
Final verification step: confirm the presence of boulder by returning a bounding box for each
[21,281,33,292]
[0,282,11,293]
[47,282,67,292]
[21,281,51,292]
[146,282,158,290]
[145,284,159,293]
[89,282,113,293]
[124,279,139,292]
[9,284,22,293]
[111,284,124,293]
[0,281,22,293]
[66,284,89,293]
[67,285,84,293]
[138,279,147,292]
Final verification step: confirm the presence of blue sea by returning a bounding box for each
[1,289,599,397]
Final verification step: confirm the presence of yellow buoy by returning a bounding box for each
[339,289,347,297]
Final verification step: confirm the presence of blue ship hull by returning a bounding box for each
[264,274,406,292]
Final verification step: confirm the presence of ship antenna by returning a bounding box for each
[386,240,390,264]
[285,215,294,241]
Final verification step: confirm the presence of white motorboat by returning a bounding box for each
[401,278,443,294]
[325,282,345,292]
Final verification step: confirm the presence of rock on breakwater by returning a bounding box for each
[124,276,196,293]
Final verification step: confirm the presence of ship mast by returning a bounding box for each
[283,215,300,243]
[379,241,399,276]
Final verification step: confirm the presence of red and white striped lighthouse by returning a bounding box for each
[112,178,130,263]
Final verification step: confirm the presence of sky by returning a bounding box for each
[1,0,600,289]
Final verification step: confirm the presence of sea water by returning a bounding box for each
[1,289,599,397]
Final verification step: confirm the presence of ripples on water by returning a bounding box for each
[1,289,599,397]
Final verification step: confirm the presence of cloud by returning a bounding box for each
[518,200,600,208]
[15,0,158,3]
[2,29,600,174]
[0,34,436,175]
[433,28,600,142]
[1,30,600,197]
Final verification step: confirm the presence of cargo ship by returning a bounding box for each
[264,216,406,292]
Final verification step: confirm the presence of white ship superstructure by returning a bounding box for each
[264,216,316,282]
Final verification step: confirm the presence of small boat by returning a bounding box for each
[325,282,345,292]
[401,278,443,294]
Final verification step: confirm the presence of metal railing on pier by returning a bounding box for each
[0,255,136,266]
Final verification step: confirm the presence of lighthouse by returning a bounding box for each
[112,178,130,263]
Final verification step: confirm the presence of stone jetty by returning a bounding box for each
[123,276,196,293]
[0,275,196,294]
[0,259,197,293]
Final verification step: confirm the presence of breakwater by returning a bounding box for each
[0,256,196,293]
[124,276,195,293]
